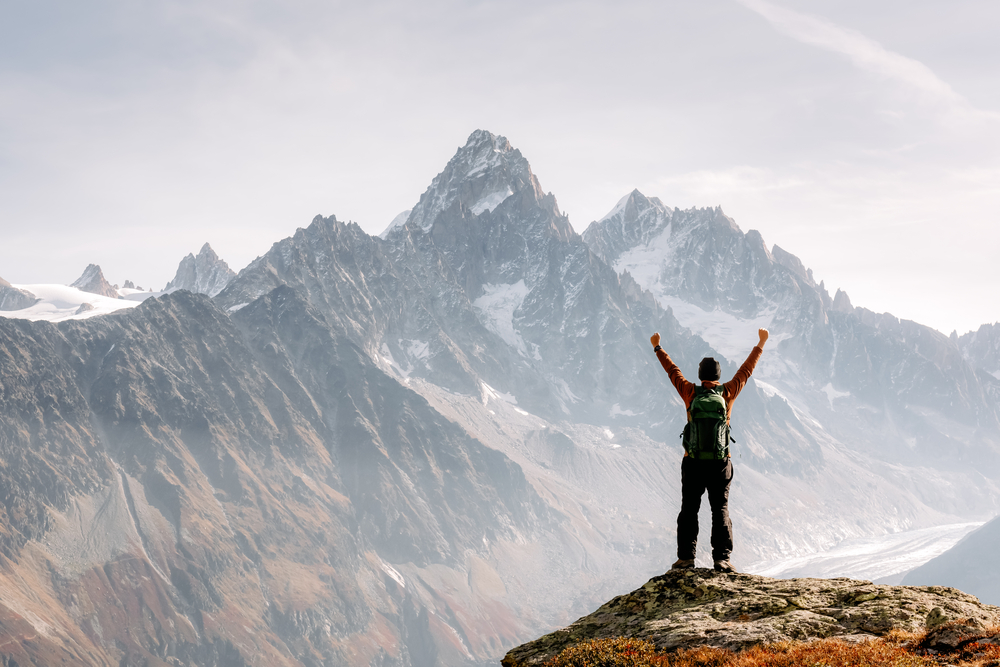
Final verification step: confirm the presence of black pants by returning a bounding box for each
[677,457,733,561]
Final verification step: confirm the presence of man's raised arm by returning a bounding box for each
[650,332,694,401]
[722,328,768,400]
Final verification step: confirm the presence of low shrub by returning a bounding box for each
[543,636,958,667]
[544,637,662,667]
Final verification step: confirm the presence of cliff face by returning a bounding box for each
[502,569,1000,666]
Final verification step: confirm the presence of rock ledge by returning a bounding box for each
[502,569,1000,666]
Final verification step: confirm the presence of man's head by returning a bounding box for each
[698,357,721,381]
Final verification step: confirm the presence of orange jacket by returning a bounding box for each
[655,346,763,424]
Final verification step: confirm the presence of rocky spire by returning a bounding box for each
[70,264,119,298]
[164,243,236,297]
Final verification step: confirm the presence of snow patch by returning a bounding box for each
[379,557,406,588]
[480,382,518,407]
[379,343,410,378]
[754,380,792,404]
[471,187,513,215]
[379,209,412,239]
[659,297,778,360]
[610,403,637,417]
[599,192,632,222]
[404,339,430,361]
[0,284,142,322]
[473,281,529,353]
[821,383,851,407]
[228,302,250,312]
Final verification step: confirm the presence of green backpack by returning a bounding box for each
[681,386,733,460]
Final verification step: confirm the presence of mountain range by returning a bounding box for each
[0,130,997,666]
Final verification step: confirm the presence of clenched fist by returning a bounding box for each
[650,332,661,348]
[758,328,769,347]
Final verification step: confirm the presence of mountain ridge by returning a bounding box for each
[0,129,998,666]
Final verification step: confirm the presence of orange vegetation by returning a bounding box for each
[544,625,1000,667]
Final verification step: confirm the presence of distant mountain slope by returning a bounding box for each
[959,322,1000,378]
[903,515,1000,605]
[0,290,556,665]
[582,189,1000,476]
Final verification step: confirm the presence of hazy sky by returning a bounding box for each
[1,0,998,334]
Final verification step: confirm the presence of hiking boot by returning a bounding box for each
[714,560,737,573]
[671,559,695,570]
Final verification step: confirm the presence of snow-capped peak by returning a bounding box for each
[597,189,670,225]
[583,190,674,264]
[406,129,542,232]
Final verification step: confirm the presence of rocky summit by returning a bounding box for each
[502,569,1000,666]
[70,263,119,299]
[164,242,237,296]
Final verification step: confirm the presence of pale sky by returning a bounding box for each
[1,0,998,334]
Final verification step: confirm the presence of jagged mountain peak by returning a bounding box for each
[584,198,746,260]
[404,129,546,233]
[771,244,816,287]
[164,242,236,297]
[70,263,119,299]
[599,189,669,223]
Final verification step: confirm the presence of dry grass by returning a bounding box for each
[544,624,1000,667]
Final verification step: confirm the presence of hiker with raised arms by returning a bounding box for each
[650,328,768,574]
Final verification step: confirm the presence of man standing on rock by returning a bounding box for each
[650,328,768,573]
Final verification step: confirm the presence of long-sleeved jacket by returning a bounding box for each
[655,346,763,424]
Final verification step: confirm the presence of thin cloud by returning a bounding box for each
[735,0,998,121]
[652,166,808,199]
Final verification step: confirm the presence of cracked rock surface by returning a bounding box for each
[502,569,1000,666]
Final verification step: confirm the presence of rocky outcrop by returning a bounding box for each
[502,569,1000,666]
[70,264,119,298]
[164,242,236,296]
[0,276,37,310]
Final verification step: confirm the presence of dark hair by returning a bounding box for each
[698,357,721,381]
